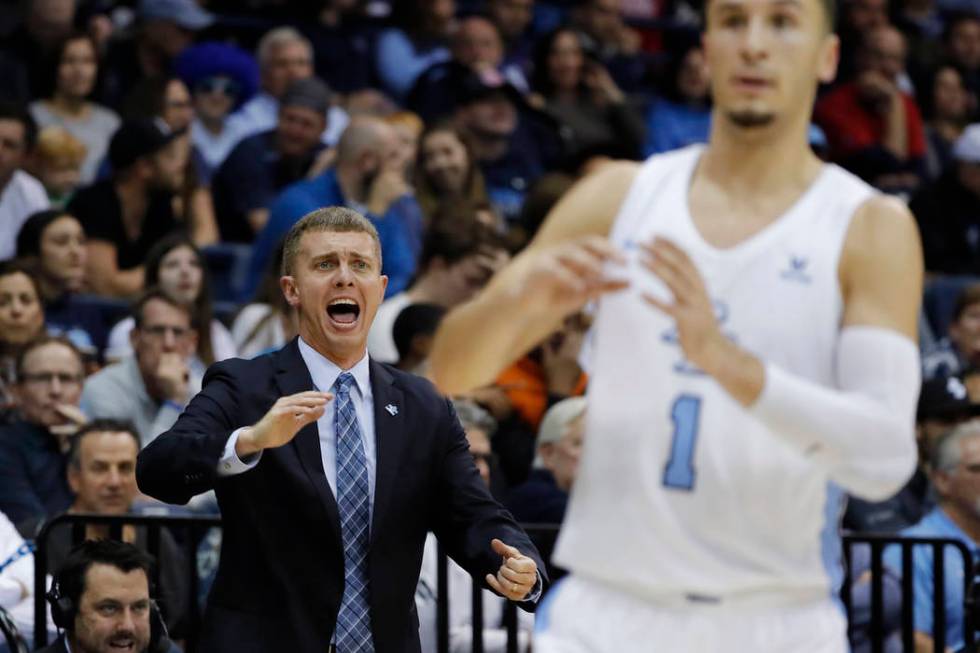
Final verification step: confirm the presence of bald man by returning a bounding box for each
[247,116,425,297]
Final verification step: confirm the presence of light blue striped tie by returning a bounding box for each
[333,373,374,652]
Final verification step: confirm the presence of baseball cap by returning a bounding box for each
[139,0,215,30]
[280,78,332,116]
[108,119,180,171]
[953,124,980,164]
[455,67,524,108]
[917,376,980,420]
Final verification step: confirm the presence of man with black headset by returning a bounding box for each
[37,539,169,653]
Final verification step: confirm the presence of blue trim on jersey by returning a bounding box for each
[821,482,846,610]
[533,576,568,635]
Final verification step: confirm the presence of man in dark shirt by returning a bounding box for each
[211,78,329,243]
[0,336,86,532]
[67,120,184,298]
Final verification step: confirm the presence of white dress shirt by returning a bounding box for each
[218,338,377,516]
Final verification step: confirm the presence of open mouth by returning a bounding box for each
[108,637,136,650]
[326,298,361,329]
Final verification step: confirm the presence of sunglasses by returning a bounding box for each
[196,77,240,97]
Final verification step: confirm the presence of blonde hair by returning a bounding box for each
[35,126,86,167]
[384,111,424,137]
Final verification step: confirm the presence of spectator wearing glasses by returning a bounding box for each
[505,397,586,526]
[81,289,200,448]
[175,42,259,183]
[103,235,236,370]
[0,336,86,530]
[884,420,980,652]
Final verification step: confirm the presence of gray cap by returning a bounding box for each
[280,78,331,115]
[139,0,215,30]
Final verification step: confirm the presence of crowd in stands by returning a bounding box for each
[3,0,980,650]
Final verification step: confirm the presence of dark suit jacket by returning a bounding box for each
[136,339,545,653]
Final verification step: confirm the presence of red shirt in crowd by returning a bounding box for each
[814,82,926,162]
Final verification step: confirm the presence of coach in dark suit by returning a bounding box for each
[136,206,544,653]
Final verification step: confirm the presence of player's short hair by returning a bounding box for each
[280,207,383,277]
[954,283,980,322]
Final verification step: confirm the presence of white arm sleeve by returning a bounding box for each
[750,325,919,501]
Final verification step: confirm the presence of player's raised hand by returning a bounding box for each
[519,236,628,317]
[640,237,728,371]
[485,538,539,601]
[235,391,332,457]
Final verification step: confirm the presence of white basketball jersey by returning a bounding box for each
[554,145,877,606]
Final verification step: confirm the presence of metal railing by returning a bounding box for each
[28,516,976,652]
[842,533,976,653]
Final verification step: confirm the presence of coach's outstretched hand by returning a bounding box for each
[485,538,539,601]
[235,391,333,457]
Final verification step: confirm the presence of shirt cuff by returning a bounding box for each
[522,571,543,604]
[217,428,262,477]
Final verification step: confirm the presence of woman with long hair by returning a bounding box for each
[414,122,489,224]
[530,26,645,161]
[16,209,105,356]
[0,261,47,421]
[104,236,236,368]
[29,31,120,185]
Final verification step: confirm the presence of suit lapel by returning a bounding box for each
[275,339,342,541]
[369,360,407,545]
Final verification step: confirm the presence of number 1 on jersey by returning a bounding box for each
[663,394,702,490]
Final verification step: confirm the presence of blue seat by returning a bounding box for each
[202,243,254,304]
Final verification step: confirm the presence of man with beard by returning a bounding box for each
[37,539,157,653]
[211,78,330,243]
[430,0,923,647]
[247,116,423,299]
[66,120,185,297]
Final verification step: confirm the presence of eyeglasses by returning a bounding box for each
[140,325,191,340]
[21,372,82,386]
[196,77,241,98]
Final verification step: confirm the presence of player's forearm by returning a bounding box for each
[430,258,566,395]
[747,327,919,500]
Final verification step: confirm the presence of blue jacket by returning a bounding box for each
[246,169,422,299]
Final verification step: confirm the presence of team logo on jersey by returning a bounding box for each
[661,300,737,375]
[780,255,812,284]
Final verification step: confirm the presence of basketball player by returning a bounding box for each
[428,0,923,648]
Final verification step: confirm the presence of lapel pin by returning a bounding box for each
[385,404,399,416]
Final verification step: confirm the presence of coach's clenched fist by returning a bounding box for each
[235,391,332,457]
[485,538,539,601]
